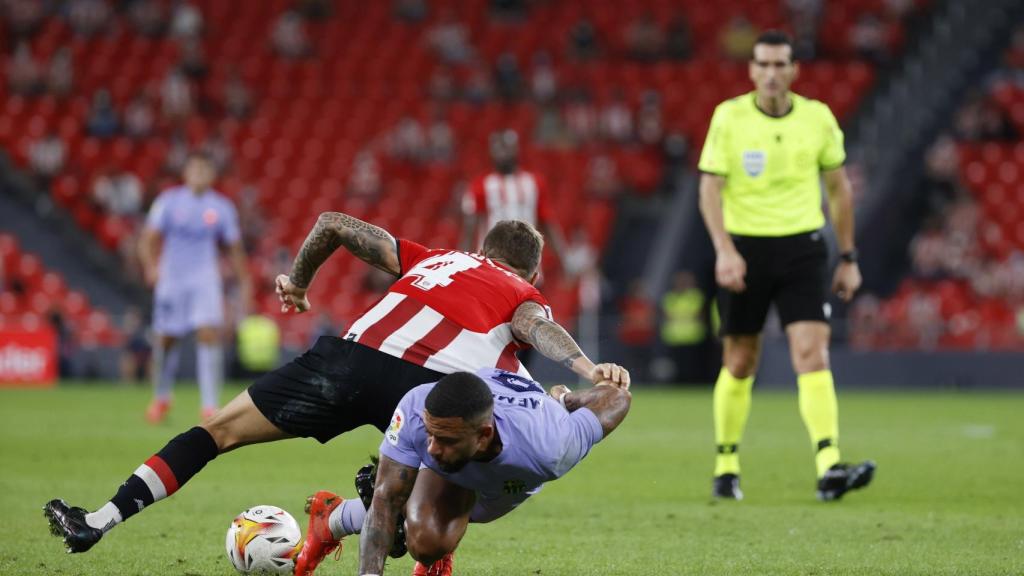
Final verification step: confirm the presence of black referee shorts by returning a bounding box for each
[718,230,829,336]
[247,336,444,443]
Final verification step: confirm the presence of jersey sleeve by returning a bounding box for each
[219,200,242,244]
[698,103,731,176]
[818,104,847,170]
[397,238,430,275]
[378,392,422,469]
[461,178,486,216]
[144,193,170,233]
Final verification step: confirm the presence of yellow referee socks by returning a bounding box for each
[713,368,754,476]
[797,370,841,477]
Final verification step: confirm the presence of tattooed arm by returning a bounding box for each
[359,455,419,575]
[276,212,400,313]
[511,301,631,388]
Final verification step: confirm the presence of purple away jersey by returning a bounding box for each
[144,186,240,335]
[380,368,604,523]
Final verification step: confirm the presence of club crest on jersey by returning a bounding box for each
[203,208,219,226]
[742,150,766,177]
[386,408,405,446]
[503,479,527,495]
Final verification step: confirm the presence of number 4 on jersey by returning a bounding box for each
[407,252,482,291]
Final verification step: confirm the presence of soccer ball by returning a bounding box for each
[225,505,302,575]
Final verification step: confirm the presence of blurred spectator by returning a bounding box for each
[953,96,1017,142]
[564,89,599,144]
[850,14,889,63]
[624,12,664,62]
[394,0,427,22]
[464,62,494,104]
[202,129,233,173]
[124,93,156,139]
[427,108,455,163]
[28,131,66,184]
[46,47,74,98]
[86,89,120,138]
[170,0,204,39]
[4,0,44,40]
[119,307,151,383]
[296,0,332,20]
[785,0,822,60]
[530,51,558,103]
[223,68,253,118]
[568,18,599,60]
[272,10,313,58]
[388,116,427,162]
[235,314,281,376]
[93,168,143,216]
[48,308,75,378]
[619,280,656,382]
[665,13,693,61]
[585,154,624,199]
[428,65,456,101]
[236,184,266,251]
[163,131,189,175]
[490,0,527,22]
[848,294,882,349]
[160,68,193,122]
[909,227,948,280]
[179,38,209,80]
[7,41,42,96]
[67,0,112,37]
[428,11,473,64]
[349,151,382,199]
[660,271,711,383]
[494,52,524,101]
[600,90,633,143]
[563,228,597,278]
[636,91,663,146]
[129,0,166,37]
[534,105,569,148]
[720,16,758,61]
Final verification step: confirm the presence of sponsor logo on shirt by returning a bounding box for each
[742,150,766,177]
[503,479,527,495]
[385,408,405,446]
[203,208,219,226]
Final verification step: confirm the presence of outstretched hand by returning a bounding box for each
[275,274,311,313]
[589,363,631,390]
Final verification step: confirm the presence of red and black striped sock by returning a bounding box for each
[109,427,219,521]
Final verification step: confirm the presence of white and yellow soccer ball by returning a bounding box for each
[225,505,302,575]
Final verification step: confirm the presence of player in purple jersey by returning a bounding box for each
[294,367,631,576]
[138,151,251,423]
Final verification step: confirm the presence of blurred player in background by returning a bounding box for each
[698,31,875,501]
[45,217,621,558]
[138,151,251,423]
[461,130,569,270]
[295,367,631,576]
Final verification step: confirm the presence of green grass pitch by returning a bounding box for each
[1,382,1021,575]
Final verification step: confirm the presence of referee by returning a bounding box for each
[697,30,875,501]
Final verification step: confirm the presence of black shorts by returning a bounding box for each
[718,230,829,336]
[247,336,445,443]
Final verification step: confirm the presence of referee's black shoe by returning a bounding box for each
[355,457,408,558]
[44,499,103,553]
[817,460,876,501]
[711,473,744,500]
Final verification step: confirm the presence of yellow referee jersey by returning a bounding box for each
[698,91,846,237]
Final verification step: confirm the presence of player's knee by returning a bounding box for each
[724,353,758,378]
[405,525,453,566]
[792,342,829,373]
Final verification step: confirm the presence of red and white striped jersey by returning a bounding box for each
[462,170,553,244]
[343,239,551,378]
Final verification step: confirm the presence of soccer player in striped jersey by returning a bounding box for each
[44,216,625,557]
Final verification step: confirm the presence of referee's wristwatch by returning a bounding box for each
[839,250,858,264]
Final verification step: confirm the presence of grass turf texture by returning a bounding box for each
[1,383,1021,576]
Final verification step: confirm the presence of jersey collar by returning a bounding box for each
[750,92,795,119]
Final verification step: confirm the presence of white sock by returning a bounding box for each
[328,499,366,540]
[85,502,123,532]
[197,343,223,410]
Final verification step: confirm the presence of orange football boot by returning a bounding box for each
[145,398,170,424]
[293,490,344,576]
[412,552,454,576]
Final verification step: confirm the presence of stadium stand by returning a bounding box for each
[1,0,922,350]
